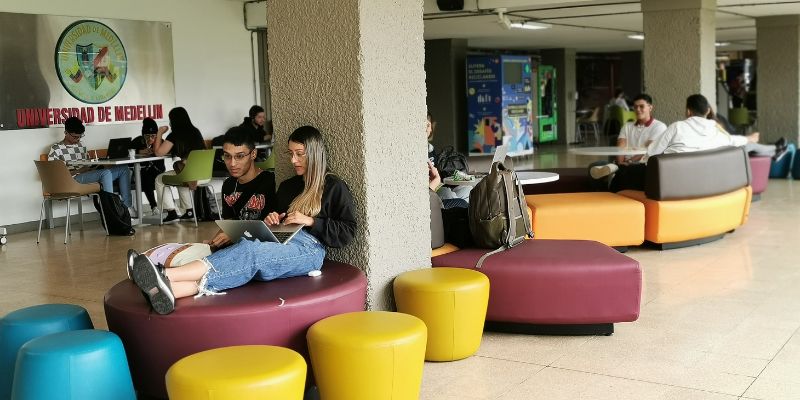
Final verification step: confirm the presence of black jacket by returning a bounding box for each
[275,174,357,248]
[239,117,266,144]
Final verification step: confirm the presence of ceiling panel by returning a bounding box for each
[425,0,799,52]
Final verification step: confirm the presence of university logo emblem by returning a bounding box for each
[55,20,127,104]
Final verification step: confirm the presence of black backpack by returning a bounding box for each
[468,161,532,267]
[92,191,135,236]
[193,187,220,221]
[435,146,469,178]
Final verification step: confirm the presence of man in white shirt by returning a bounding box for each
[590,94,666,182]
[600,94,762,192]
[609,89,629,111]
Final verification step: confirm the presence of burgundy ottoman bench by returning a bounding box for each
[431,239,641,335]
[104,260,367,399]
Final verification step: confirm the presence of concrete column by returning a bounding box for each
[756,15,800,143]
[425,39,468,153]
[642,0,716,124]
[541,49,577,145]
[267,0,430,310]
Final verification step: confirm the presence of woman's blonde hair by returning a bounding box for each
[287,126,327,217]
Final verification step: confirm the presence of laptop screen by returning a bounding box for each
[107,138,132,159]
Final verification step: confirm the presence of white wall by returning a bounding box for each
[0,0,256,226]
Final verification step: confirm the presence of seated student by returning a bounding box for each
[590,93,667,179]
[205,126,276,249]
[48,116,132,209]
[427,111,470,202]
[130,118,167,215]
[594,94,772,192]
[152,107,207,222]
[124,126,277,277]
[708,108,787,161]
[127,125,357,314]
[609,89,630,111]
[239,105,269,144]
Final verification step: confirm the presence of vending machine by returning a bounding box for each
[537,64,558,143]
[466,55,535,155]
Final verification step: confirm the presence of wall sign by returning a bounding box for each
[0,12,176,130]
[55,20,128,104]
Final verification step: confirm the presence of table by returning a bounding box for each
[569,146,647,156]
[443,171,559,186]
[70,155,168,224]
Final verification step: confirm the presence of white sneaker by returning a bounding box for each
[151,207,161,216]
[590,163,619,179]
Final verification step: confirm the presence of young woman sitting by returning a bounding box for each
[128,125,358,314]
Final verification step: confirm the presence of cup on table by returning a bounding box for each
[128,148,136,159]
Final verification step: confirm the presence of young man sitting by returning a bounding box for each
[590,93,667,179]
[596,94,775,193]
[48,117,133,209]
[205,126,276,249]
[125,126,277,277]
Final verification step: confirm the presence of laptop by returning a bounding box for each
[215,220,304,245]
[473,145,509,177]
[106,138,132,159]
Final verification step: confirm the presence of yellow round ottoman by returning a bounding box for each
[306,311,426,400]
[165,345,306,400]
[394,267,490,361]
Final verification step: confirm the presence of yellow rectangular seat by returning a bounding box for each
[525,192,645,247]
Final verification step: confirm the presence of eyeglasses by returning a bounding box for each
[220,150,253,163]
[285,150,307,159]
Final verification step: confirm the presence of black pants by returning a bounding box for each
[139,165,164,209]
[609,163,647,192]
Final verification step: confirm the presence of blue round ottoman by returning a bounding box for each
[0,304,93,398]
[11,330,135,400]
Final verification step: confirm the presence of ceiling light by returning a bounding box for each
[715,42,730,47]
[627,33,645,40]
[510,21,551,30]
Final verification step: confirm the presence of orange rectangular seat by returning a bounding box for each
[525,192,644,247]
[618,187,752,244]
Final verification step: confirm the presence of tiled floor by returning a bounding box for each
[2,143,798,399]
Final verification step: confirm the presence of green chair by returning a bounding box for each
[729,107,751,134]
[623,110,636,123]
[255,152,275,171]
[160,149,219,227]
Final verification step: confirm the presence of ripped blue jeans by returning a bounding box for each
[201,229,325,294]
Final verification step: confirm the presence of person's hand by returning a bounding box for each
[203,231,231,249]
[283,211,314,227]
[428,161,441,191]
[157,126,169,136]
[264,212,285,226]
[746,131,760,143]
[187,180,198,190]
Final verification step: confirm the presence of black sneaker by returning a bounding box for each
[179,209,195,220]
[127,249,138,280]
[162,210,179,223]
[773,137,789,161]
[131,254,175,315]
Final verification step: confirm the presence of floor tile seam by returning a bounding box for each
[737,324,800,397]
[473,354,550,368]
[545,365,752,397]
[491,370,546,400]
[26,290,105,304]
